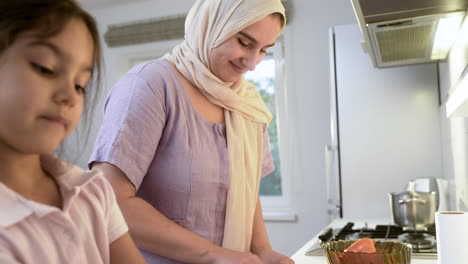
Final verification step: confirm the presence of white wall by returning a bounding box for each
[333,24,443,219]
[79,0,357,256]
[438,62,457,210]
[439,12,468,212]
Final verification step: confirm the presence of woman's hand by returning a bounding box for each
[206,247,263,264]
[255,248,295,264]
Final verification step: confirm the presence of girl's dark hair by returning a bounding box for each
[0,0,103,162]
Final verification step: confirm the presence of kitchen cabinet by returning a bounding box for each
[446,68,468,117]
[444,12,468,118]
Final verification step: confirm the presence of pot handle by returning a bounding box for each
[399,197,427,204]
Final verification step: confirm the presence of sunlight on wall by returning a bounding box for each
[449,118,468,210]
[444,10,468,210]
[447,15,468,89]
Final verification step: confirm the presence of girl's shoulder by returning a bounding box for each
[41,155,114,204]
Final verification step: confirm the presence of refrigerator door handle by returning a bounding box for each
[325,145,340,222]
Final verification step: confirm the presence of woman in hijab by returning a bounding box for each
[89,0,293,263]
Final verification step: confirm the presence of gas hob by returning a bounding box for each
[306,222,437,259]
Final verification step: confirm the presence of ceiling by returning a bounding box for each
[78,0,148,10]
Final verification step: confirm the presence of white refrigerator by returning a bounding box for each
[325,24,444,221]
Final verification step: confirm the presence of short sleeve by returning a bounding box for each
[261,124,275,177]
[89,65,167,189]
[98,175,129,243]
[0,253,19,263]
[0,242,19,263]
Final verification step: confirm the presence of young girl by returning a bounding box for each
[0,1,145,263]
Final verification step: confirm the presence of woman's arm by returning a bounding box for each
[94,162,262,264]
[110,233,146,264]
[251,198,294,264]
[251,197,272,254]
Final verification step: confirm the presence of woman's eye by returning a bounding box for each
[31,62,54,75]
[238,38,250,47]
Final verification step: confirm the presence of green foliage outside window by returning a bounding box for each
[245,57,282,196]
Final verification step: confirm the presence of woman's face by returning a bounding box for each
[0,18,94,155]
[209,14,283,83]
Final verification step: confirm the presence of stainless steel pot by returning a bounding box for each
[389,181,438,228]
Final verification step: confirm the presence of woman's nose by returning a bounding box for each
[243,51,260,71]
[247,61,256,71]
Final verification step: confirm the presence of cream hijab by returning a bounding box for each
[163,0,286,252]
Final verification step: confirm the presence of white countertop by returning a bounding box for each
[291,218,437,264]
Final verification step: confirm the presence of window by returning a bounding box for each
[245,38,296,221]
[245,55,282,196]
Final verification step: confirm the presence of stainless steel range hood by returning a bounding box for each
[351,0,468,68]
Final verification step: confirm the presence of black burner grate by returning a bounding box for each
[320,222,437,254]
[334,222,404,240]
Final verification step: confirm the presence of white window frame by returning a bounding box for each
[258,37,296,222]
[112,37,296,222]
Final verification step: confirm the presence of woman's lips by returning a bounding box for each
[230,61,246,74]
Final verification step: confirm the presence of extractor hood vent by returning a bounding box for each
[352,0,468,68]
[375,23,432,63]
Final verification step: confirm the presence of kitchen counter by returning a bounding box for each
[291,218,437,264]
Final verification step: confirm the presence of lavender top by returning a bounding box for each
[89,59,274,263]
